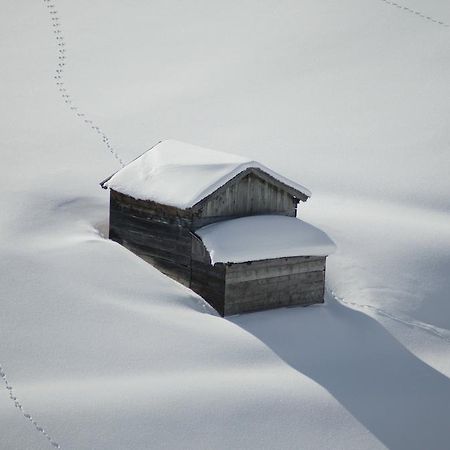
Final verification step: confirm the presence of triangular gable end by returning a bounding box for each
[191,166,309,211]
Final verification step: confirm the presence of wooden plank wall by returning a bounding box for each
[190,235,226,315]
[109,190,193,286]
[109,190,227,310]
[108,190,323,317]
[224,256,326,315]
[192,172,298,228]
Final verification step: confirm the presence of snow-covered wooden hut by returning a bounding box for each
[100,140,335,316]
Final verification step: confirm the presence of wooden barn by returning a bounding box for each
[100,140,335,316]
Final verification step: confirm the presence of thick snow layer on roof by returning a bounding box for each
[196,215,336,264]
[103,140,311,208]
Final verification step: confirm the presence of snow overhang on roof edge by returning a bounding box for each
[99,140,311,208]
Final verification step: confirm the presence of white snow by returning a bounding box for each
[1,0,450,449]
[196,215,336,264]
[103,139,311,208]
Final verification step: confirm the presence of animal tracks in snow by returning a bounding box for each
[42,0,125,167]
[330,289,450,344]
[379,0,450,28]
[0,363,61,448]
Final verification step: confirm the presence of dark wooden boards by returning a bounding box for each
[190,260,226,315]
[109,190,192,285]
[108,190,327,316]
[223,256,326,315]
[191,170,299,228]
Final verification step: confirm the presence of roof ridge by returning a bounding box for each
[101,140,311,208]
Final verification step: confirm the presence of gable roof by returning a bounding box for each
[101,140,311,209]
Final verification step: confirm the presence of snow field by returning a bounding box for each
[1,0,449,448]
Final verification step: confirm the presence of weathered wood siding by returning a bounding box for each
[191,171,298,228]
[190,235,226,315]
[223,256,326,315]
[109,190,225,313]
[109,190,193,286]
[107,184,323,317]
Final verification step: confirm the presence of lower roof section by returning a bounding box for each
[196,215,336,264]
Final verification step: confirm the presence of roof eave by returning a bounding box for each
[99,140,164,190]
[99,174,114,189]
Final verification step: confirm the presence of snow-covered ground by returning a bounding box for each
[1,0,449,449]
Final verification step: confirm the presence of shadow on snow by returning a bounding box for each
[230,294,450,450]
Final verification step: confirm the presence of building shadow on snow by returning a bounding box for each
[229,294,450,450]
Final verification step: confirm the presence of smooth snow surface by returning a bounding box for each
[197,215,336,264]
[2,0,450,449]
[103,139,311,208]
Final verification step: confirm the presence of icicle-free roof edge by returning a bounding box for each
[101,140,311,209]
[196,215,336,264]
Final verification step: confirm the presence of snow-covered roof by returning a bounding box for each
[196,215,336,264]
[102,140,311,209]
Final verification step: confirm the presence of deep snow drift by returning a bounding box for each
[1,0,450,449]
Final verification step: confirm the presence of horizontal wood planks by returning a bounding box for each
[224,256,326,315]
[110,190,192,285]
[108,190,327,317]
[226,256,326,283]
[125,241,191,286]
[190,260,226,315]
